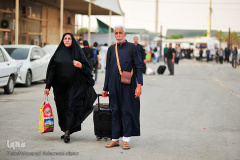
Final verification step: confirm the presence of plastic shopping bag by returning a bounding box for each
[38,96,54,134]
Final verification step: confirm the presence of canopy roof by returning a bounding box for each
[32,0,123,15]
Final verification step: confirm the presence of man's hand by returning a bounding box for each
[101,90,108,97]
[44,89,49,95]
[172,59,174,63]
[73,60,82,69]
[98,63,101,68]
[144,59,147,64]
[135,84,142,98]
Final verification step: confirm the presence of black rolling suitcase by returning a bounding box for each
[157,65,166,74]
[93,94,112,141]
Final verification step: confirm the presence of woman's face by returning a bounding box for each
[63,34,72,47]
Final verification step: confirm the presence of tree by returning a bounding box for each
[78,27,88,33]
[224,31,240,48]
[214,30,225,46]
[168,34,183,39]
[202,32,207,36]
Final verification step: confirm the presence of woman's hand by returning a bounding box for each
[135,84,142,98]
[73,60,82,69]
[44,89,49,95]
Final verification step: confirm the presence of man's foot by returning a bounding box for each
[105,141,119,148]
[122,141,130,150]
[168,73,174,76]
[61,135,64,140]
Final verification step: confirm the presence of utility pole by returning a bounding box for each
[228,28,231,49]
[155,0,158,33]
[207,0,212,38]
[160,25,162,56]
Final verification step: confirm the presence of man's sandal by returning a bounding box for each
[105,141,120,148]
[122,141,130,150]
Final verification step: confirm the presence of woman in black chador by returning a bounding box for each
[44,33,95,143]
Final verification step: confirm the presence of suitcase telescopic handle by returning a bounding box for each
[97,94,110,110]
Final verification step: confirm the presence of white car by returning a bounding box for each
[3,45,51,87]
[42,44,58,57]
[0,45,18,94]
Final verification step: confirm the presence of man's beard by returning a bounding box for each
[117,37,125,44]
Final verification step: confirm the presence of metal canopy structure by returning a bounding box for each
[13,0,124,44]
[31,0,123,15]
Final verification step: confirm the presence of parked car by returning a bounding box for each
[42,44,58,57]
[3,45,50,87]
[0,45,18,94]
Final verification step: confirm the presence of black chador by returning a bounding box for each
[45,33,95,137]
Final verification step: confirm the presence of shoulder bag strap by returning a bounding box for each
[115,44,133,76]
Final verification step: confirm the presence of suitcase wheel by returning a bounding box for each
[104,137,108,141]
[96,137,102,141]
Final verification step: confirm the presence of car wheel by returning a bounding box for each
[4,76,14,94]
[24,71,32,87]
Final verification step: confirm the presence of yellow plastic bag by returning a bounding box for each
[38,96,54,134]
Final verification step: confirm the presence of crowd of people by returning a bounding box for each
[199,46,239,68]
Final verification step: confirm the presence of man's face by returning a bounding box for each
[134,37,138,44]
[115,28,126,44]
[169,44,172,48]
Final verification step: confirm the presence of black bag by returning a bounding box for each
[157,65,166,74]
[93,94,112,140]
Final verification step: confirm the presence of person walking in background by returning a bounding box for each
[231,47,238,68]
[99,43,108,73]
[206,48,210,63]
[164,44,168,64]
[44,33,94,143]
[215,48,219,63]
[78,39,84,48]
[166,43,176,75]
[92,42,100,81]
[102,25,143,150]
[82,40,94,71]
[175,44,181,64]
[219,48,224,64]
[199,48,203,61]
[153,47,160,64]
[224,47,229,63]
[134,36,146,74]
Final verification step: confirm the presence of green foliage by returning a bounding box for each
[168,34,183,39]
[78,27,88,33]
[202,32,207,36]
[214,30,225,45]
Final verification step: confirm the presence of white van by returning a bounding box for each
[193,37,220,58]
[0,46,18,94]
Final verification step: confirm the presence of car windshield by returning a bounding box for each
[4,48,29,60]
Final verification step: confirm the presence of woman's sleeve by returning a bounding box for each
[103,47,111,91]
[79,49,92,75]
[45,55,56,90]
[132,44,143,85]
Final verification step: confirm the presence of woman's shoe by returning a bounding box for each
[64,135,70,143]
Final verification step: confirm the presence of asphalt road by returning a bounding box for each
[0,59,240,160]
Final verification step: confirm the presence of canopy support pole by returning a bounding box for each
[108,10,112,46]
[15,0,19,44]
[60,0,64,41]
[88,2,91,45]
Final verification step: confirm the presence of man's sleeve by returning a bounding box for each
[133,45,143,85]
[103,47,111,91]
